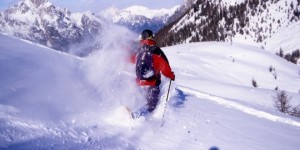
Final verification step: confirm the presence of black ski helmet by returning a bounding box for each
[141,29,153,40]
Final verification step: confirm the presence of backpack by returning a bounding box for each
[136,45,156,80]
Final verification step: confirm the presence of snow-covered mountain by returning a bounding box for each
[155,0,300,61]
[0,0,104,56]
[1,26,300,149]
[99,5,179,33]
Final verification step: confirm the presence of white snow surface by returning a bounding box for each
[1,29,300,150]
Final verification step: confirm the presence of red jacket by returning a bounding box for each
[135,39,175,86]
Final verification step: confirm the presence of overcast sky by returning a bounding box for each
[0,0,183,12]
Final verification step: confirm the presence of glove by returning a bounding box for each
[170,72,175,81]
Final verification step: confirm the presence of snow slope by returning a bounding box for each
[1,33,300,149]
[265,20,300,54]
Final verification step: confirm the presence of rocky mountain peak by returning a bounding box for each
[0,0,104,56]
[24,0,49,8]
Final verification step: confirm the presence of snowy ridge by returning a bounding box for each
[99,5,179,33]
[101,5,178,22]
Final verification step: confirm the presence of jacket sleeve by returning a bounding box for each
[153,55,175,80]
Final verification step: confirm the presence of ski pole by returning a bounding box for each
[161,79,172,127]
[165,79,172,103]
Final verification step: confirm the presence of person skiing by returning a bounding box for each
[131,29,175,119]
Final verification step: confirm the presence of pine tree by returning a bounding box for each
[274,91,291,114]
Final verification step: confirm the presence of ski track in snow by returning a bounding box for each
[178,86,300,128]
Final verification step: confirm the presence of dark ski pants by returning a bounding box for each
[133,86,160,118]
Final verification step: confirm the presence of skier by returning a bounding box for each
[131,29,175,119]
